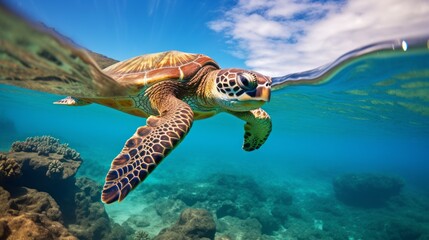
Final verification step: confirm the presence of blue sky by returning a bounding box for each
[4,0,429,76]
[4,0,245,68]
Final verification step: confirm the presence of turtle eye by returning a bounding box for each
[237,73,257,91]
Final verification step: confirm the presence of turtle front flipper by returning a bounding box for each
[101,94,194,203]
[230,108,272,151]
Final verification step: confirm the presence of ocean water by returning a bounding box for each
[1,8,429,239]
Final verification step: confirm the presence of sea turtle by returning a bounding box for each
[63,51,272,203]
[0,6,272,203]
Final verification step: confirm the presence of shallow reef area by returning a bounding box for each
[333,173,404,208]
[0,136,131,240]
[1,136,429,240]
[112,171,429,240]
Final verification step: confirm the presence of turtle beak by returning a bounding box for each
[255,86,271,102]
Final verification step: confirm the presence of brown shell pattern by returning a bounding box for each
[102,51,218,87]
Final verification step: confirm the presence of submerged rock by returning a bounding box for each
[282,219,348,240]
[333,173,404,207]
[210,174,266,201]
[0,136,130,240]
[384,219,425,240]
[155,198,188,224]
[271,204,289,223]
[155,208,216,240]
[7,187,62,221]
[175,188,208,206]
[216,216,263,240]
[216,201,247,219]
[249,208,281,235]
[0,176,129,240]
[272,190,293,206]
[0,186,76,240]
[69,177,131,240]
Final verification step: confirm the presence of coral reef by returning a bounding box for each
[133,230,151,240]
[0,137,131,240]
[4,150,81,183]
[0,154,21,179]
[333,173,404,207]
[154,208,216,240]
[11,135,81,160]
[46,159,64,178]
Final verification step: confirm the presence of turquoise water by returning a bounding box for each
[1,7,429,238]
[1,38,429,239]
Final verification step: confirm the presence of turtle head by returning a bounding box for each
[213,69,271,111]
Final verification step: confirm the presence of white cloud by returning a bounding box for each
[209,0,429,76]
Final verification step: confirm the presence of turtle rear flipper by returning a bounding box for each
[102,92,194,203]
[0,5,127,98]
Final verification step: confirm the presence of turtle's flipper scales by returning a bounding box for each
[231,108,272,151]
[102,96,193,203]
